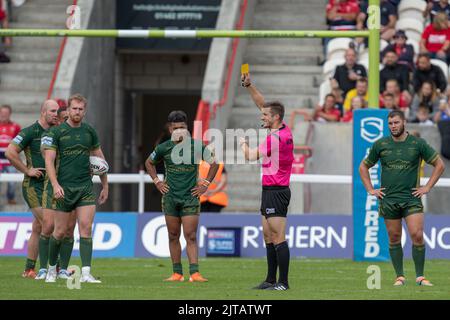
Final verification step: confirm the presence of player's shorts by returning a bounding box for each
[22,179,44,209]
[162,194,200,217]
[260,186,291,219]
[378,198,424,220]
[43,183,96,212]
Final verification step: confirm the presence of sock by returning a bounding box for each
[59,237,74,270]
[189,263,199,275]
[82,266,91,276]
[48,236,62,266]
[412,244,426,278]
[265,243,277,283]
[173,263,183,275]
[25,258,36,271]
[79,237,93,268]
[38,235,50,270]
[389,243,404,277]
[275,241,290,286]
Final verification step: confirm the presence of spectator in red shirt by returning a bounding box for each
[420,12,450,63]
[313,94,341,122]
[324,0,360,57]
[380,79,411,116]
[0,104,21,204]
[326,0,360,31]
[381,92,399,110]
[341,95,367,123]
[0,0,11,62]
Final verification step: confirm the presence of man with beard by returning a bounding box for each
[145,110,219,282]
[41,93,109,283]
[5,100,59,278]
[359,110,445,287]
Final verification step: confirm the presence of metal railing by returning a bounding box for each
[2,172,449,213]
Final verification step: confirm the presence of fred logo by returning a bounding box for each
[266,208,275,215]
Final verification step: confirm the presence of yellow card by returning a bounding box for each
[241,63,249,74]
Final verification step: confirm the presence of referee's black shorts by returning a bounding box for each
[260,186,291,218]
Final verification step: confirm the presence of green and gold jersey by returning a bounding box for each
[41,121,100,187]
[148,138,214,199]
[364,133,439,201]
[11,121,47,184]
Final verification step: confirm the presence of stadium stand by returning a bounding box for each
[0,0,71,127]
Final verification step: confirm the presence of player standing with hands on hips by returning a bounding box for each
[240,68,294,291]
[145,110,219,282]
[359,110,445,286]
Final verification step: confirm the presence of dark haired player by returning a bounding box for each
[145,110,219,282]
[359,110,445,286]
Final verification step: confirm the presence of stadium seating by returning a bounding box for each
[358,58,384,73]
[407,39,420,60]
[395,18,424,44]
[322,58,345,80]
[326,38,353,61]
[319,79,331,106]
[398,0,427,23]
[431,59,449,79]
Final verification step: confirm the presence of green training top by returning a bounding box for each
[11,121,47,184]
[363,133,439,201]
[41,121,100,187]
[148,138,214,199]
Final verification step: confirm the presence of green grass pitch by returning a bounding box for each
[0,257,449,300]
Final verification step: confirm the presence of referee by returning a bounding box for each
[240,72,294,291]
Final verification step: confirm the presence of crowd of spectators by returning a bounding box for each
[0,0,12,62]
[308,0,450,127]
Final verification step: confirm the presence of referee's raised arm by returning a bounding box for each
[241,72,265,110]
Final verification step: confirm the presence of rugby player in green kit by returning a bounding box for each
[41,94,108,283]
[145,110,219,283]
[5,100,59,278]
[359,110,445,286]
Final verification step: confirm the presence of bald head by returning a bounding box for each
[40,100,59,128]
[41,99,60,112]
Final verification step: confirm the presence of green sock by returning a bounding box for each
[412,244,426,278]
[389,243,404,277]
[38,235,50,270]
[48,236,62,266]
[25,258,36,270]
[189,263,199,275]
[173,263,183,275]
[59,237,74,270]
[79,237,93,267]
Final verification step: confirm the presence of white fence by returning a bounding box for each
[1,172,450,213]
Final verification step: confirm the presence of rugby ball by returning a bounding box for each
[89,156,109,175]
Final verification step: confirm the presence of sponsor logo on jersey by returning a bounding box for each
[12,135,23,144]
[41,136,53,146]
